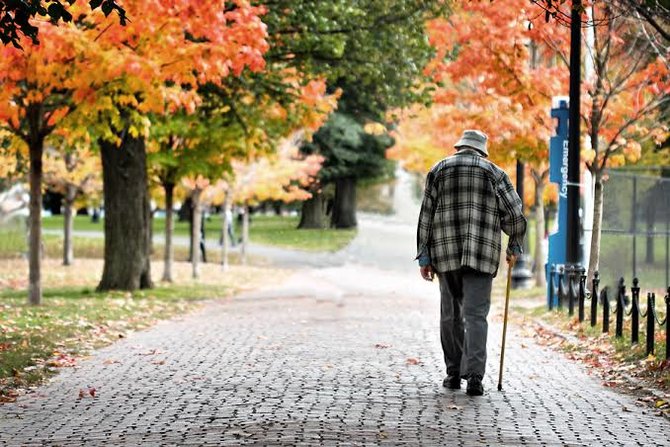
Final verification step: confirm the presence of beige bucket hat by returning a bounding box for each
[454,129,488,157]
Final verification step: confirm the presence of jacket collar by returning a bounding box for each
[456,147,484,157]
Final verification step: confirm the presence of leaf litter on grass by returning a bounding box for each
[527,317,670,419]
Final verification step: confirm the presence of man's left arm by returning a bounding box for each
[496,172,527,263]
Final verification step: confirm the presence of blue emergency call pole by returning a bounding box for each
[546,100,570,306]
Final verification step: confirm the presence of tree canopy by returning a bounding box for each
[0,0,126,48]
[260,0,448,120]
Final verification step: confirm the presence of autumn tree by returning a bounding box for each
[83,0,268,291]
[532,0,670,281]
[576,3,669,281]
[149,111,239,282]
[0,1,269,300]
[0,16,110,304]
[260,0,448,229]
[43,144,101,265]
[149,68,335,280]
[228,135,324,263]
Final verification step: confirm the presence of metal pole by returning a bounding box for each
[568,266,575,316]
[646,292,655,356]
[566,0,582,266]
[558,267,565,309]
[615,278,624,338]
[631,278,640,344]
[578,267,586,322]
[602,288,610,334]
[549,264,556,310]
[666,201,668,288]
[591,271,599,327]
[632,176,637,279]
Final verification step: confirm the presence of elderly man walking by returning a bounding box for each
[416,130,526,396]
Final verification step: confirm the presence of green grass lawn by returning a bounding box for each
[37,214,356,253]
[0,284,227,399]
[245,215,356,252]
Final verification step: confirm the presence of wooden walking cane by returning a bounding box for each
[497,261,514,392]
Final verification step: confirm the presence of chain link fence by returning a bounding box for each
[595,169,670,291]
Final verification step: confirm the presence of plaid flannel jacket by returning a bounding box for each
[416,149,527,276]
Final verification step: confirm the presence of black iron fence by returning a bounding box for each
[548,265,669,359]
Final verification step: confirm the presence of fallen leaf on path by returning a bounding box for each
[406,358,421,366]
[138,349,164,356]
[152,360,166,365]
[375,343,390,349]
[0,390,18,403]
[103,359,120,365]
[47,353,77,368]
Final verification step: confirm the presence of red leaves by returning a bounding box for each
[78,386,96,399]
[0,389,19,403]
[46,352,77,368]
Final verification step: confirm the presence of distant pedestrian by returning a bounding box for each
[415,129,526,396]
[221,207,236,247]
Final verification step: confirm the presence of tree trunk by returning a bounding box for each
[533,178,546,287]
[221,192,231,271]
[587,173,604,284]
[28,136,44,305]
[331,177,357,229]
[63,183,76,266]
[273,201,282,216]
[162,182,175,282]
[191,188,202,279]
[187,196,194,262]
[240,204,249,265]
[298,193,325,229]
[98,135,153,291]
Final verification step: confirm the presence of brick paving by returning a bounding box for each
[1,265,669,446]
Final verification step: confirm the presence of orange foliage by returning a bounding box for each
[43,146,102,200]
[229,132,325,205]
[0,0,269,144]
[392,0,570,174]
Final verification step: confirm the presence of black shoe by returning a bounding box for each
[442,373,461,389]
[466,374,484,396]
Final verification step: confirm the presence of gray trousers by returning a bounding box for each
[437,268,493,377]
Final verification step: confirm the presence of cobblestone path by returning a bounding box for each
[1,266,668,446]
